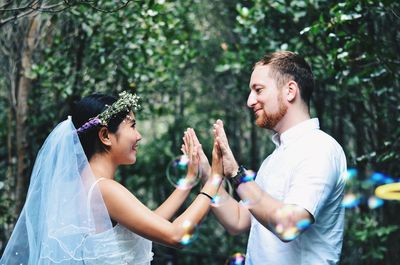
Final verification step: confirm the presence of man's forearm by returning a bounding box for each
[211,187,251,235]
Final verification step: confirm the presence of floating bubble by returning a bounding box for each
[179,220,198,245]
[275,222,300,241]
[273,205,313,241]
[236,170,263,207]
[296,218,312,230]
[211,178,234,208]
[383,177,394,184]
[241,169,257,182]
[341,193,360,208]
[225,252,245,265]
[281,226,299,241]
[343,168,358,183]
[370,172,385,183]
[275,223,284,234]
[166,155,200,190]
[369,172,394,185]
[368,196,384,209]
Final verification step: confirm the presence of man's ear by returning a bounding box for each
[98,127,112,147]
[286,81,299,102]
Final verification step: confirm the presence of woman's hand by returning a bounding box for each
[181,128,211,182]
[181,128,200,182]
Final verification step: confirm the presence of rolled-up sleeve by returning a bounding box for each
[284,143,342,221]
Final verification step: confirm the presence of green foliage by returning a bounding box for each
[343,211,399,263]
[341,168,400,264]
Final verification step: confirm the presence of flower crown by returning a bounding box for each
[77,91,141,134]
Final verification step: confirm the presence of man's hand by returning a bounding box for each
[211,132,223,178]
[213,119,239,177]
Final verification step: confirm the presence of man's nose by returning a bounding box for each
[247,91,257,108]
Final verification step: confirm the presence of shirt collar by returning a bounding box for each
[271,118,320,147]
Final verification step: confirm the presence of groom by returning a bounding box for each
[198,51,347,264]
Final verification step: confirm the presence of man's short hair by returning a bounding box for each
[256,51,315,107]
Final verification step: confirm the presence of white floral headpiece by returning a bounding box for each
[77,91,140,134]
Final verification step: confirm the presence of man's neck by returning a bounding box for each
[274,110,311,135]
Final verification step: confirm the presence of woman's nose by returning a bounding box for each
[136,131,142,141]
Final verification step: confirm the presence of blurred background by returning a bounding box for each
[0,0,399,264]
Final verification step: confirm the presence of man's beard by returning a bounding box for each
[255,95,288,130]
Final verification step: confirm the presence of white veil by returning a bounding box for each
[0,117,115,264]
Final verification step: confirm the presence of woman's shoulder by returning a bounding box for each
[96,178,137,208]
[97,178,129,194]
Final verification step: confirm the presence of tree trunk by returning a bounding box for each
[15,16,40,214]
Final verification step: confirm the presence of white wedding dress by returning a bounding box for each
[82,178,154,265]
[82,223,153,265]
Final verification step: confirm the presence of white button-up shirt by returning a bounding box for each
[246,118,346,265]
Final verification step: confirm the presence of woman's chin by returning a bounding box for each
[122,156,137,165]
[129,150,137,164]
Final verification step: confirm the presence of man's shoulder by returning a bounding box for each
[291,129,346,164]
[305,129,343,151]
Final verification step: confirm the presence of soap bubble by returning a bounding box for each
[236,170,262,207]
[166,155,200,190]
[179,220,198,245]
[211,178,234,208]
[225,252,245,265]
[341,193,360,208]
[368,196,384,209]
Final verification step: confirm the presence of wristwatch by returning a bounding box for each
[230,165,254,188]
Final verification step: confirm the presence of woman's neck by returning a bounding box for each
[89,153,118,179]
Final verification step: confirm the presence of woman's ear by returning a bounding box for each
[98,127,112,147]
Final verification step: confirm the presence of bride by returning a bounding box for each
[0,91,224,265]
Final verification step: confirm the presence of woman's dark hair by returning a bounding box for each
[71,93,128,160]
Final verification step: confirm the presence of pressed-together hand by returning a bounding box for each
[181,128,211,182]
[211,133,223,178]
[213,119,239,177]
[181,128,199,181]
